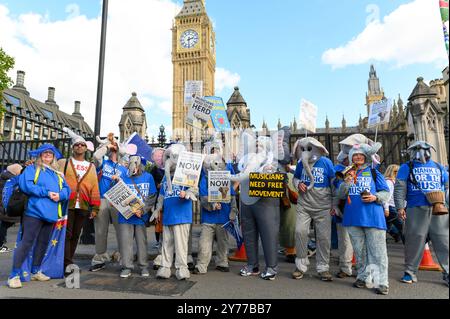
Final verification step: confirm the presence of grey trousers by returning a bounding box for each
[241,198,280,273]
[156,224,191,280]
[404,206,449,278]
[118,223,148,270]
[337,223,353,275]
[295,206,332,273]
[92,198,120,265]
[195,223,229,273]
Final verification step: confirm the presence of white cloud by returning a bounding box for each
[322,0,448,69]
[215,67,240,92]
[0,0,239,140]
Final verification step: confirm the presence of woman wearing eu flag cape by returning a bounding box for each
[7,144,70,289]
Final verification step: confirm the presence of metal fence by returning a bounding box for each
[289,131,410,172]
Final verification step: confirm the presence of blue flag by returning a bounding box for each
[126,132,153,162]
[205,96,231,132]
[222,217,243,249]
[13,215,67,281]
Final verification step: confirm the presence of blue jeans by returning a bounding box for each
[346,226,389,287]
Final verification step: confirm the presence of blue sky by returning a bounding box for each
[1,0,448,138]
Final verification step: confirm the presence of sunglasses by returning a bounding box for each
[74,143,87,148]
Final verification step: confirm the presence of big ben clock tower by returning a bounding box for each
[172,0,216,141]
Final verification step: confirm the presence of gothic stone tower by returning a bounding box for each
[172,0,216,141]
[119,92,148,142]
[366,64,385,117]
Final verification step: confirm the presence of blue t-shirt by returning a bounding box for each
[199,170,236,225]
[118,172,157,226]
[97,160,127,198]
[294,157,335,188]
[397,160,448,208]
[342,167,389,230]
[160,176,193,226]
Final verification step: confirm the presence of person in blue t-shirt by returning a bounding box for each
[291,137,337,282]
[394,141,449,287]
[152,143,198,281]
[193,156,238,275]
[117,155,157,278]
[337,143,390,295]
[90,134,128,272]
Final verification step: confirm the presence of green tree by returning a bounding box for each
[0,47,15,123]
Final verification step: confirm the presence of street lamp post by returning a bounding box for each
[94,0,109,146]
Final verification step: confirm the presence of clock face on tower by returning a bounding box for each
[180,29,199,49]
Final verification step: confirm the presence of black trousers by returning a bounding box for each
[64,209,89,268]
[0,220,15,246]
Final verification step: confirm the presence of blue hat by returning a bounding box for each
[28,143,63,160]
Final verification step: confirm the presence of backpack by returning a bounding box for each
[6,168,41,218]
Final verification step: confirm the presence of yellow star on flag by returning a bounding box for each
[51,239,58,246]
[56,223,63,231]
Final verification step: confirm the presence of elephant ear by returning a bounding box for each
[272,127,291,164]
[151,148,165,169]
[237,129,256,164]
[291,139,302,162]
[339,134,370,146]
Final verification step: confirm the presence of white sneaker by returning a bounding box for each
[31,271,50,281]
[7,276,22,289]
[0,245,12,253]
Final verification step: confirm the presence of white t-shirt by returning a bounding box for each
[71,158,91,209]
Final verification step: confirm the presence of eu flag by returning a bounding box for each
[13,215,68,282]
[222,217,244,249]
[125,132,153,162]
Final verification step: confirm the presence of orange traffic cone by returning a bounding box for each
[419,243,442,271]
[229,245,247,262]
[352,254,356,266]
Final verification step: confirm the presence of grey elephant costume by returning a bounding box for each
[151,143,198,280]
[195,138,238,274]
[230,130,282,279]
[292,137,336,280]
[394,141,449,285]
[90,133,134,269]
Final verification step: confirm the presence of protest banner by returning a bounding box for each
[104,179,144,220]
[186,96,214,126]
[299,99,318,134]
[173,151,205,188]
[205,96,231,132]
[208,171,231,203]
[184,80,203,106]
[368,99,392,128]
[125,132,153,162]
[248,172,286,198]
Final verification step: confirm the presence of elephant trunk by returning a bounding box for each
[419,148,427,164]
[165,159,174,194]
[301,152,315,190]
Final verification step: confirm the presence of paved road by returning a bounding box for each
[0,224,448,299]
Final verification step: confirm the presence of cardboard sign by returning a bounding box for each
[368,99,392,128]
[248,172,286,198]
[299,99,318,133]
[172,151,205,188]
[205,96,231,132]
[184,80,203,106]
[186,96,214,126]
[208,171,231,203]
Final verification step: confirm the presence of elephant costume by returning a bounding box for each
[394,140,449,285]
[291,137,336,281]
[232,129,281,280]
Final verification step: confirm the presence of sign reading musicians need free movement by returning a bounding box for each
[173,151,205,188]
[248,172,286,198]
[208,171,231,203]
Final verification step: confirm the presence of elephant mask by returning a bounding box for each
[407,141,436,164]
[292,137,329,190]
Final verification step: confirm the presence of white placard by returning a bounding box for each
[368,99,392,128]
[104,179,144,220]
[208,171,231,203]
[299,99,318,133]
[186,96,214,126]
[173,151,205,188]
[184,80,203,106]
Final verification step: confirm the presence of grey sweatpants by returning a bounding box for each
[295,206,332,273]
[337,222,353,275]
[404,206,449,279]
[118,223,148,271]
[156,224,191,280]
[195,223,229,273]
[92,198,120,265]
[241,198,280,273]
